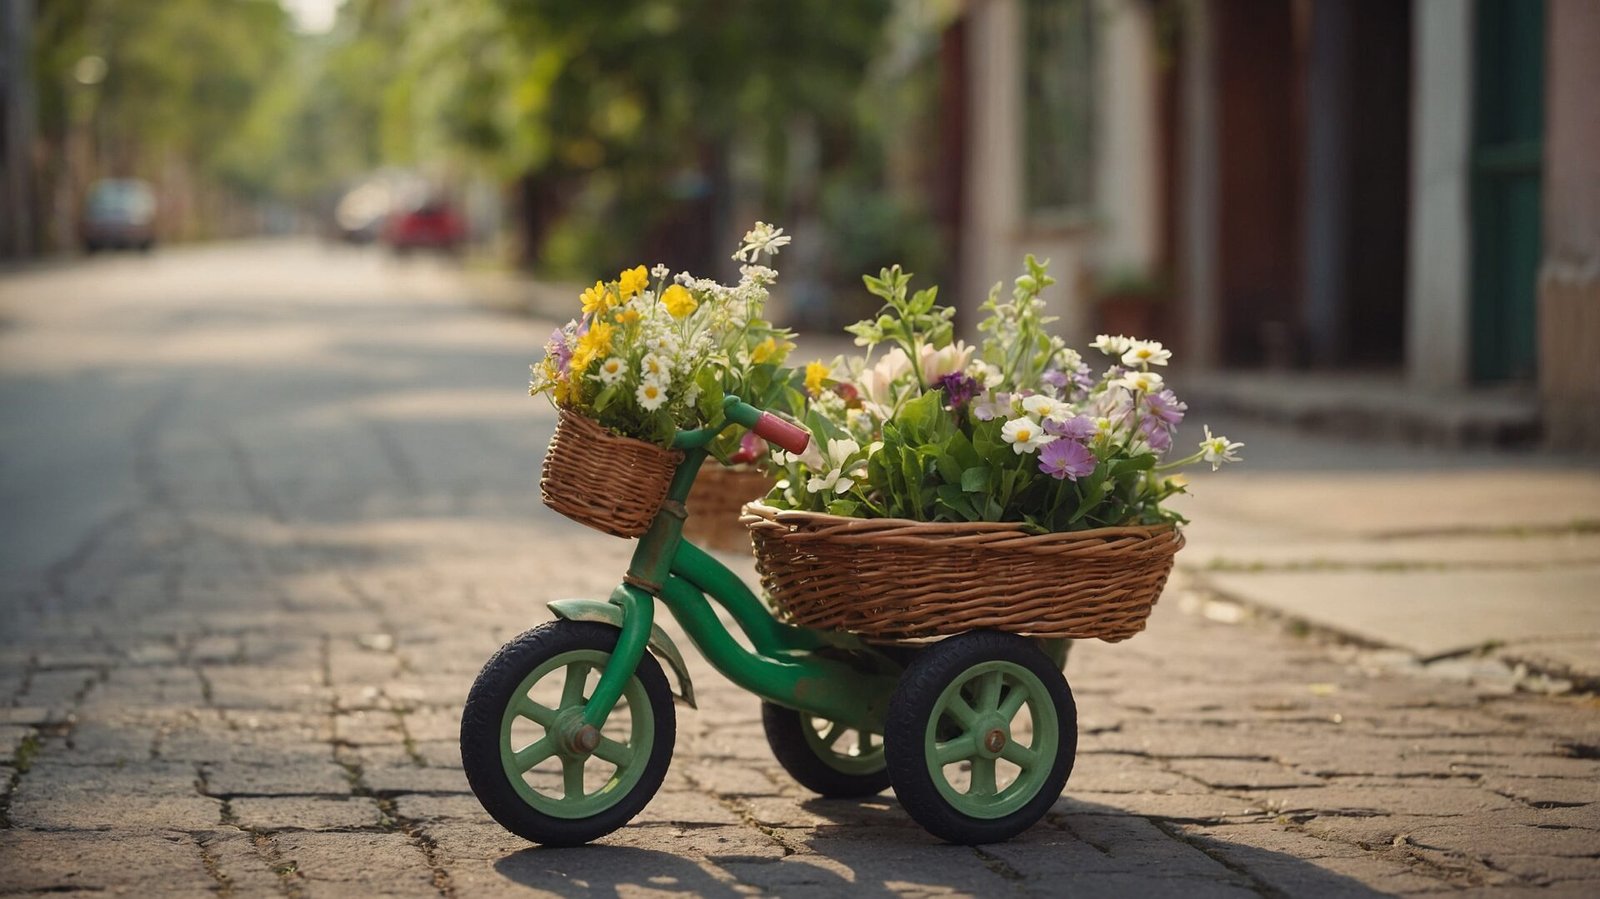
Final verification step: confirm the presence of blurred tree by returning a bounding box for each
[32,0,294,240]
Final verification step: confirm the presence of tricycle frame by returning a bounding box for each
[571,399,903,740]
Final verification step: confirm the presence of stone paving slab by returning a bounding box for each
[1,243,1598,896]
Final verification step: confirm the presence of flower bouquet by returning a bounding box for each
[530,224,802,538]
[744,256,1242,640]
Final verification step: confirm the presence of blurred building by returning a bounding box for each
[1,0,36,259]
[949,0,1599,450]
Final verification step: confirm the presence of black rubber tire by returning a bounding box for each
[761,702,891,798]
[884,631,1077,844]
[460,620,675,846]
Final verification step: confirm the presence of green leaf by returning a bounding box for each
[960,466,991,493]
[826,499,861,517]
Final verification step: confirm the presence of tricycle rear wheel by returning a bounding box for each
[761,702,890,798]
[884,631,1077,844]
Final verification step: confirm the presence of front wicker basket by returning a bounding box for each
[540,408,683,538]
[741,502,1184,642]
[684,465,774,553]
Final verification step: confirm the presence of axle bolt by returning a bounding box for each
[573,725,601,754]
[984,729,1007,754]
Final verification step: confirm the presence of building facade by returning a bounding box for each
[952,0,1600,449]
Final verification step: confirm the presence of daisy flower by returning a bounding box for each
[1001,417,1056,454]
[635,380,668,412]
[1199,426,1244,471]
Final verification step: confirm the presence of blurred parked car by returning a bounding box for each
[81,179,157,252]
[333,181,392,244]
[384,198,466,254]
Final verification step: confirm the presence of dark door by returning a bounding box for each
[1470,0,1544,382]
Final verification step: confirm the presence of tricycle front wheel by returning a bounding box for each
[460,620,675,846]
[884,631,1077,844]
[761,702,890,798]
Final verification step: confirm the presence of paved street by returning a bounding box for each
[1,241,1598,897]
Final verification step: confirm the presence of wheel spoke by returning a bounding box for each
[592,735,634,767]
[943,693,979,728]
[976,670,1003,713]
[818,722,844,749]
[933,733,978,765]
[561,755,586,799]
[559,662,589,709]
[997,683,1028,721]
[512,695,558,727]
[999,740,1038,770]
[969,756,998,797]
[857,729,873,755]
[510,735,556,773]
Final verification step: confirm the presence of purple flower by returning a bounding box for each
[546,327,572,373]
[1072,362,1095,394]
[935,372,982,407]
[1044,415,1097,440]
[1041,369,1069,391]
[1145,388,1187,426]
[1141,417,1173,453]
[1039,439,1097,481]
[972,391,1012,422]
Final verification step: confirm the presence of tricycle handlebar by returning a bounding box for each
[722,396,811,455]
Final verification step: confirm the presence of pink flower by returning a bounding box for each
[1039,439,1096,481]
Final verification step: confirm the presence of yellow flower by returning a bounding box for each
[618,265,650,300]
[571,321,614,374]
[661,284,697,319]
[804,360,830,395]
[580,281,611,316]
[749,337,783,364]
[585,320,616,351]
[615,306,640,325]
[570,342,597,374]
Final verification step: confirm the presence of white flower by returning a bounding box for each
[635,380,668,411]
[1199,426,1244,471]
[1021,394,1069,421]
[1121,340,1172,368]
[1093,416,1115,436]
[805,438,863,494]
[639,353,673,385]
[967,361,1004,389]
[732,221,792,262]
[918,341,975,386]
[1114,370,1165,393]
[651,263,669,279]
[1092,334,1133,357]
[860,348,912,411]
[1001,417,1056,454]
[1055,347,1083,372]
[595,356,626,385]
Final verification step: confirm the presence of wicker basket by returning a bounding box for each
[684,465,774,553]
[741,502,1184,642]
[540,408,683,538]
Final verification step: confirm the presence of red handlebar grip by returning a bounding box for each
[753,412,811,455]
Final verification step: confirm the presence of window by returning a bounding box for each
[1024,0,1097,216]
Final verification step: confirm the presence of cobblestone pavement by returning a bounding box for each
[2,242,1597,897]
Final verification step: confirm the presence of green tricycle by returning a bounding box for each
[460,396,1077,846]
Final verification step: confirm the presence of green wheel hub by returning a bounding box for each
[498,649,655,819]
[923,660,1058,820]
[801,717,885,776]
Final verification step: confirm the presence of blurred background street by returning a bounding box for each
[1,0,1599,895]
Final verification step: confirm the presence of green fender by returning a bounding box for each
[547,598,697,708]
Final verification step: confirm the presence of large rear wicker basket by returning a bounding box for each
[684,465,774,553]
[540,408,682,538]
[741,502,1184,641]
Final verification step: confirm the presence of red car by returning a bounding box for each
[384,200,466,254]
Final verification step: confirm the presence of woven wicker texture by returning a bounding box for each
[742,502,1184,641]
[540,408,682,538]
[683,465,773,553]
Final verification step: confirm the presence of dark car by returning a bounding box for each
[82,179,157,252]
[384,199,466,254]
